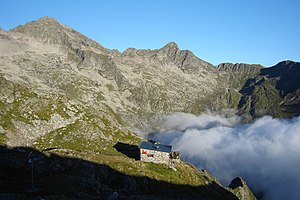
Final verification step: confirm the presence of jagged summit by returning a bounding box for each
[121,42,179,57]
[10,16,62,34]
[38,16,59,22]
[157,41,180,58]
[156,41,214,73]
[27,16,61,27]
[10,16,67,42]
[121,41,214,73]
[161,41,179,50]
[10,16,107,54]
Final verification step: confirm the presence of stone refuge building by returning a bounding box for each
[139,140,180,167]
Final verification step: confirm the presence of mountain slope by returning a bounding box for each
[4,17,235,127]
[238,61,300,120]
[0,17,259,199]
[217,63,264,109]
[1,16,299,199]
[1,145,243,200]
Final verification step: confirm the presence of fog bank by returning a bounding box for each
[141,111,300,200]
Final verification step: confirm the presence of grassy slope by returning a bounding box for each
[0,76,242,199]
[238,77,294,120]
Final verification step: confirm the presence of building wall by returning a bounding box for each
[140,148,170,165]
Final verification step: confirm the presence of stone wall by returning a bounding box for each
[140,148,170,165]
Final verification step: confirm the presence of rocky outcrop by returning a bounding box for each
[8,113,80,146]
[218,63,263,75]
[157,42,214,73]
[229,177,257,200]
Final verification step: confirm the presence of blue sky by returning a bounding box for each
[1,0,299,66]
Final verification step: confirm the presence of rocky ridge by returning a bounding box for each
[3,17,229,127]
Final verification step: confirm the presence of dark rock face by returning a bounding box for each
[218,63,263,75]
[229,177,245,189]
[238,61,300,119]
[229,177,257,200]
[260,61,300,95]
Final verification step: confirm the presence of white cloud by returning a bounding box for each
[141,111,300,200]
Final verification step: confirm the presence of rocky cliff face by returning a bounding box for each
[238,61,300,120]
[218,63,263,74]
[156,42,214,73]
[1,16,299,200]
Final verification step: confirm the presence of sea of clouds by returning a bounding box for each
[140,110,300,200]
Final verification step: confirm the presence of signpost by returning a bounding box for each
[28,151,40,193]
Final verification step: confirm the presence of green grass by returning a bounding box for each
[0,78,37,130]
[33,120,105,152]
[49,146,216,188]
[0,133,6,144]
[33,97,70,121]
[33,104,141,154]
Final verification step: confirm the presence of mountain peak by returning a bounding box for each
[157,41,213,72]
[11,16,62,33]
[10,16,107,54]
[164,41,178,48]
[39,16,57,20]
[34,16,62,27]
[10,16,66,42]
[37,16,59,22]
[160,42,179,51]
[157,41,179,58]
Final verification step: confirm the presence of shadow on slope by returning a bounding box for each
[113,142,140,161]
[238,61,300,118]
[260,61,300,95]
[0,145,238,200]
